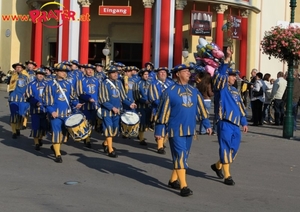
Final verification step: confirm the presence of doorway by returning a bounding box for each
[113,43,143,68]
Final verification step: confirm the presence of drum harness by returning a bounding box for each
[106,79,124,115]
[53,79,72,114]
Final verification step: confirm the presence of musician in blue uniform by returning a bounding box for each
[70,60,84,79]
[8,63,30,139]
[155,64,212,197]
[113,62,125,81]
[25,60,37,83]
[26,68,48,150]
[23,60,38,129]
[133,68,151,145]
[42,65,55,81]
[76,64,100,148]
[149,67,174,154]
[43,63,82,163]
[131,67,141,82]
[94,63,106,82]
[98,66,136,158]
[62,61,77,88]
[122,66,136,111]
[211,48,248,186]
[145,62,156,82]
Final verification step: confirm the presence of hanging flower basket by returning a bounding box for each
[260,25,300,62]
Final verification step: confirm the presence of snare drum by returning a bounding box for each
[120,111,140,137]
[96,108,102,120]
[95,108,103,133]
[65,113,91,141]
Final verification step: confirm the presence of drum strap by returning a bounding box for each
[53,79,71,112]
[157,80,168,89]
[106,79,117,90]
[106,79,124,112]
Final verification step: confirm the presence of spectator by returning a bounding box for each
[240,76,249,108]
[196,72,214,135]
[249,69,258,121]
[271,72,287,125]
[262,73,273,124]
[251,72,265,126]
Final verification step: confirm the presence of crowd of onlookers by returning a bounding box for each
[195,68,300,132]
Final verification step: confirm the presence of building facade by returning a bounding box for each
[0,0,299,78]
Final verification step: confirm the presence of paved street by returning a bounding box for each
[0,86,299,212]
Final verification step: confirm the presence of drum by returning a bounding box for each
[95,108,103,133]
[96,108,102,120]
[65,113,91,141]
[120,111,140,137]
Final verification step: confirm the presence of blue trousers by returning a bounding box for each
[217,120,241,164]
[9,101,29,123]
[136,107,151,131]
[30,113,48,138]
[50,117,68,143]
[169,136,193,169]
[81,109,97,126]
[102,115,120,137]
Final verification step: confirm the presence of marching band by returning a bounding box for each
[8,59,189,158]
[7,59,215,197]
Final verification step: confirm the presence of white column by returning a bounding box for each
[168,0,175,68]
[153,0,161,68]
[68,0,80,60]
[58,0,64,62]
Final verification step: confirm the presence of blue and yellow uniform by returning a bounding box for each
[26,68,48,150]
[133,69,151,145]
[8,63,30,138]
[94,63,106,82]
[132,72,141,82]
[42,65,55,81]
[149,70,174,122]
[155,64,211,196]
[144,62,156,82]
[148,67,174,153]
[70,60,84,79]
[211,62,247,185]
[122,66,137,111]
[25,60,38,83]
[77,64,100,147]
[98,66,134,158]
[43,63,79,163]
[77,75,100,124]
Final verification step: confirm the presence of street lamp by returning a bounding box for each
[283,0,297,139]
[182,49,189,58]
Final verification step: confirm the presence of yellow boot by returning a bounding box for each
[176,169,193,196]
[85,136,91,148]
[34,138,40,150]
[211,160,224,179]
[157,137,166,154]
[106,137,117,158]
[22,115,28,129]
[139,132,147,146]
[11,123,17,139]
[223,163,235,185]
[168,169,180,189]
[52,143,63,163]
